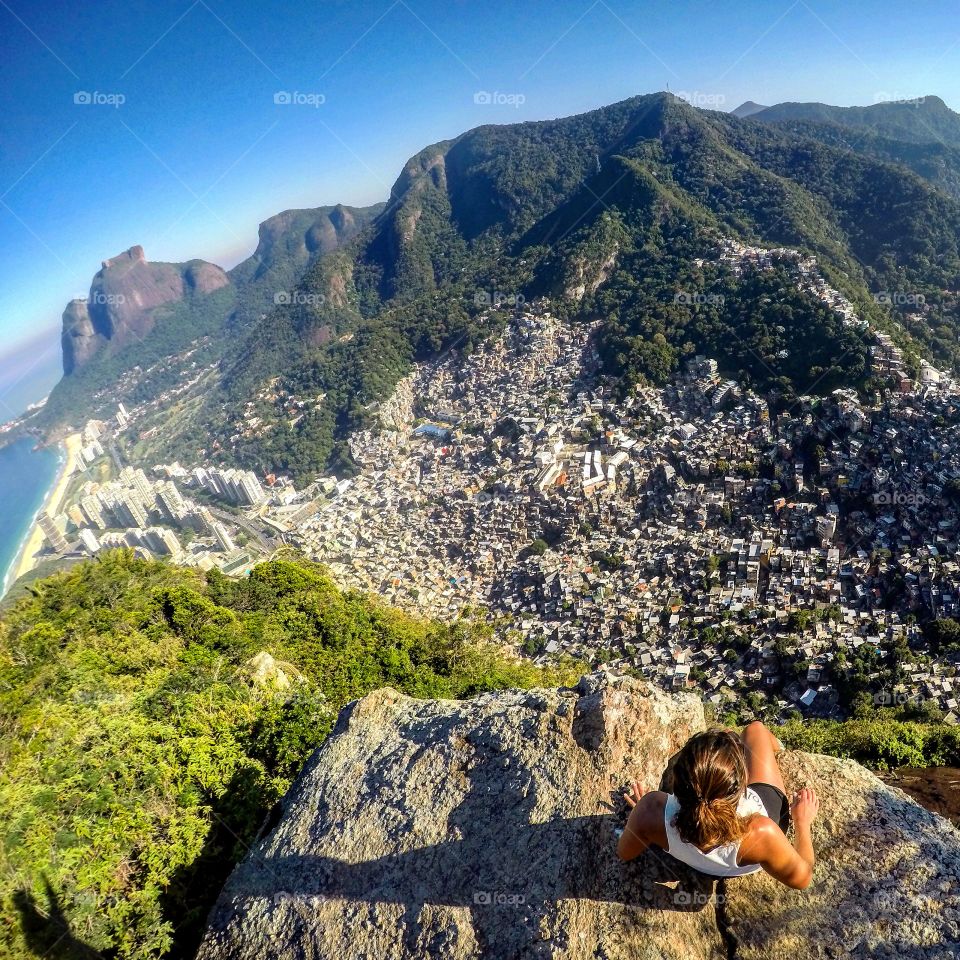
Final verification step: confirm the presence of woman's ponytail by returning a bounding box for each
[671,729,753,849]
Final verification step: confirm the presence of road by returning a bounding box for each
[208,505,279,553]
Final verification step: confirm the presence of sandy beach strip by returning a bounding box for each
[8,432,83,585]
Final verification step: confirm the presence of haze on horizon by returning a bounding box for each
[2,0,959,412]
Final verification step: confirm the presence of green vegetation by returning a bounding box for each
[527,538,549,557]
[778,714,960,770]
[595,238,870,396]
[0,551,576,959]
[711,690,960,771]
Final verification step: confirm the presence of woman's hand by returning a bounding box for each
[790,787,820,828]
[622,781,645,811]
[617,782,649,860]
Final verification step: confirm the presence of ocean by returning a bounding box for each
[0,436,61,593]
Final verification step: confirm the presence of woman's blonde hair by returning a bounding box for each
[671,729,753,849]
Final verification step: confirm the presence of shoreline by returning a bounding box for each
[2,433,82,594]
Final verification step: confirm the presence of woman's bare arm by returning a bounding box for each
[617,784,667,861]
[742,787,819,889]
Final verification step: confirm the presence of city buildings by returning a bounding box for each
[38,238,960,722]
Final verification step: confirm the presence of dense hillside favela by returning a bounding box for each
[3,90,960,958]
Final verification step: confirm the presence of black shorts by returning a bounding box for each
[749,781,791,833]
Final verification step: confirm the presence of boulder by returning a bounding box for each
[197,673,960,959]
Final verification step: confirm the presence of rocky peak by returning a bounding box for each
[197,673,960,959]
[232,203,383,286]
[60,246,229,375]
[101,244,146,270]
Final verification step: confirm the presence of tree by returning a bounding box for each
[927,618,960,653]
[528,538,549,557]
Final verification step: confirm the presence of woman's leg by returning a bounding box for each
[740,720,787,793]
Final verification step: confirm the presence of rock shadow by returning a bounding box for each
[215,810,728,957]
[12,878,109,960]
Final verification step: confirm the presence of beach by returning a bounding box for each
[8,433,83,585]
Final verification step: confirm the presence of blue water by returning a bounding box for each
[0,436,60,593]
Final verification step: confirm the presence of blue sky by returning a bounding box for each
[1,0,959,413]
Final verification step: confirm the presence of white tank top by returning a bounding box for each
[663,787,766,877]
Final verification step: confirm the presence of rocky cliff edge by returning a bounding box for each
[197,673,960,960]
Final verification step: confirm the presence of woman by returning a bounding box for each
[617,721,819,889]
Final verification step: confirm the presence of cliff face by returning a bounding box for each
[197,673,960,960]
[60,246,229,374]
[229,203,384,287]
[60,298,100,373]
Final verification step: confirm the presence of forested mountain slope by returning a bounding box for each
[188,93,960,481]
[31,93,960,485]
[750,96,960,147]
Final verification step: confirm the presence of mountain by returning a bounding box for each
[743,96,960,200]
[197,672,960,960]
[231,203,382,286]
[731,100,768,118]
[35,203,382,432]
[61,245,229,374]
[190,92,960,481]
[30,93,960,484]
[225,202,385,329]
[749,96,960,147]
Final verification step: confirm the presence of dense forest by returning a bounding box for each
[0,551,575,959]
